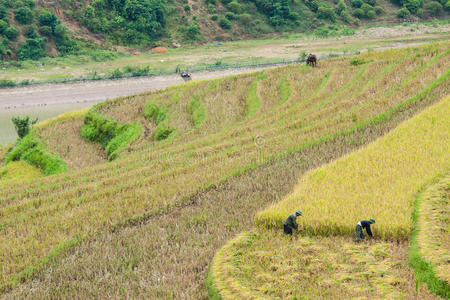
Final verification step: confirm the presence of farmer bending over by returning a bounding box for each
[355,218,375,242]
[284,210,302,235]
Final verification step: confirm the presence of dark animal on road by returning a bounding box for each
[306,54,317,67]
[180,71,191,81]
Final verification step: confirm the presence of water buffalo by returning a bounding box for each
[306,54,317,67]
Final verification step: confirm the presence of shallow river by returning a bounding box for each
[0,102,93,145]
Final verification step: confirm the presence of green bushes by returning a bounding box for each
[249,0,298,26]
[184,21,201,41]
[154,124,174,140]
[314,25,355,38]
[336,0,347,15]
[350,57,367,65]
[0,3,78,60]
[5,26,19,40]
[225,12,237,20]
[78,0,166,45]
[318,5,336,21]
[0,79,16,87]
[352,0,363,8]
[425,1,443,15]
[374,5,384,14]
[15,6,33,24]
[227,1,242,13]
[0,19,7,33]
[218,17,232,29]
[352,7,364,17]
[367,9,376,18]
[6,132,68,175]
[39,25,52,36]
[144,99,175,141]
[404,0,422,14]
[238,13,252,24]
[397,7,411,18]
[19,38,47,60]
[81,109,142,160]
[38,9,59,33]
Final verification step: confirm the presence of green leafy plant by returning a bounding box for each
[14,6,34,25]
[218,17,232,29]
[11,116,38,139]
[6,132,67,175]
[81,109,141,160]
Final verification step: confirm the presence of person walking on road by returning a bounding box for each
[355,218,375,242]
[284,210,302,235]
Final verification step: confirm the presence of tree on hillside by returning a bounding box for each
[19,37,47,60]
[15,7,34,25]
[425,1,443,14]
[11,116,38,139]
[336,0,347,15]
[38,9,59,32]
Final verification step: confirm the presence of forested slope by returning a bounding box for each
[0,0,449,60]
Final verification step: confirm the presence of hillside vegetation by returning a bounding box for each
[0,0,449,60]
[0,43,449,297]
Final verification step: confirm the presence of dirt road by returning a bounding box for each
[0,67,274,110]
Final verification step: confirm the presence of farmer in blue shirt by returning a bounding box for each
[284,210,302,235]
[355,218,375,242]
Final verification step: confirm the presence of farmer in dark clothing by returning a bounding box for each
[355,218,375,242]
[284,210,302,234]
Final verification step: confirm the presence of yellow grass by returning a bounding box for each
[33,108,90,129]
[256,95,450,240]
[417,174,450,282]
[0,161,43,186]
[211,231,439,299]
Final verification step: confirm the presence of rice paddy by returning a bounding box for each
[210,95,449,299]
[1,42,449,297]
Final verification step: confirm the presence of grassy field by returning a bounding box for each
[411,174,450,297]
[210,95,449,299]
[0,42,449,297]
[0,22,449,83]
[0,162,43,186]
[211,232,439,299]
[417,175,449,283]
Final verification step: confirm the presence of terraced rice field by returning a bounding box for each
[210,95,449,299]
[1,42,449,298]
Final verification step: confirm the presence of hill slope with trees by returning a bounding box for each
[0,0,448,60]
